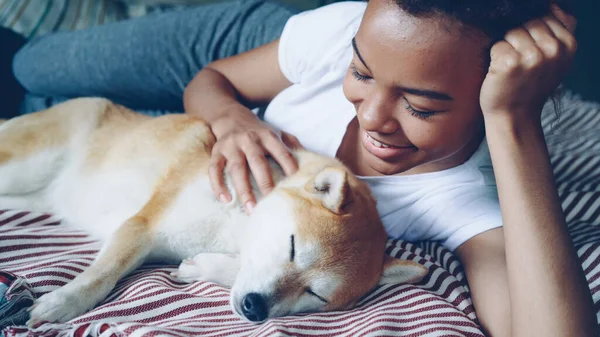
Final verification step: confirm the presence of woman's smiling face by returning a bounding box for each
[343,0,491,176]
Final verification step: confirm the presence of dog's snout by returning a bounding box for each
[241,293,268,322]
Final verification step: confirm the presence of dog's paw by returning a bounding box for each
[26,286,96,328]
[171,255,212,283]
[172,253,239,287]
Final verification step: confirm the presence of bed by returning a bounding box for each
[1,92,599,336]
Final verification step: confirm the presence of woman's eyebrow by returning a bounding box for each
[352,36,454,101]
[351,37,371,71]
[402,87,453,101]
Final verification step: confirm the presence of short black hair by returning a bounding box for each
[393,0,573,41]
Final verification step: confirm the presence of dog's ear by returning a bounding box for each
[308,167,353,214]
[379,255,428,285]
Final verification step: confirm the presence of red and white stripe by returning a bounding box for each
[0,209,487,337]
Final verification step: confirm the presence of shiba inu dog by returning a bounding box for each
[0,98,427,326]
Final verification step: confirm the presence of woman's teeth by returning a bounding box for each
[367,134,391,148]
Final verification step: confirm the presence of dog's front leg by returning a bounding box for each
[173,253,240,288]
[27,216,153,327]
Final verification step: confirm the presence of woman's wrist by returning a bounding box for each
[210,106,261,139]
[483,107,562,231]
[183,67,247,123]
[482,108,543,140]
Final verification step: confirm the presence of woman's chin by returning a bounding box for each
[360,154,412,176]
[359,145,419,176]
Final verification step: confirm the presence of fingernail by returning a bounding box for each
[219,194,229,203]
[245,201,255,214]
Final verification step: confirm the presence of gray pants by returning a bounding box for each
[12,0,297,115]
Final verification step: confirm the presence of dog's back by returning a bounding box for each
[0,98,247,256]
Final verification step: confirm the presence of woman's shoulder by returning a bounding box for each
[282,1,367,49]
[278,2,366,83]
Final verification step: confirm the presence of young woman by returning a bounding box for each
[12,0,598,335]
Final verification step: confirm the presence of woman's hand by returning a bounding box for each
[480,5,577,121]
[209,108,301,214]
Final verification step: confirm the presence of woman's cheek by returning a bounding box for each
[399,115,430,146]
[403,117,452,155]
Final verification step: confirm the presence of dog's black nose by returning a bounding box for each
[241,293,268,322]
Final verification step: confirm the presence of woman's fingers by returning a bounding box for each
[210,142,258,214]
[226,151,256,214]
[209,153,230,203]
[262,131,299,177]
[503,27,537,52]
[501,12,576,74]
[210,126,300,214]
[488,41,521,75]
[550,4,577,33]
[543,15,578,57]
[503,27,544,69]
[281,131,303,150]
[244,129,300,197]
[243,142,275,197]
[524,19,564,60]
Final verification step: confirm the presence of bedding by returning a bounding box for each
[1,92,599,336]
[0,0,234,39]
[0,0,128,39]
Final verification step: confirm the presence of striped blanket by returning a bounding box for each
[1,93,599,336]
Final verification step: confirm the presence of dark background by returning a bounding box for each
[563,0,599,102]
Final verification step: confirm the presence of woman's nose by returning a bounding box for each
[358,92,401,134]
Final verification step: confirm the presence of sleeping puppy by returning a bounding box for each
[0,98,427,326]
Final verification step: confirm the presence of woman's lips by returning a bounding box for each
[363,132,415,160]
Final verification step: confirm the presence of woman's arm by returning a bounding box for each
[456,229,511,337]
[484,111,597,337]
[184,39,292,121]
[458,6,598,337]
[183,40,300,213]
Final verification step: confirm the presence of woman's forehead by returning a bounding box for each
[360,1,488,57]
[356,1,489,94]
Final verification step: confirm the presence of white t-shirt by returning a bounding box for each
[265,2,503,251]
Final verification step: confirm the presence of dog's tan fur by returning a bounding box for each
[0,98,427,326]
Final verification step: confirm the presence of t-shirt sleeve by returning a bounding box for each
[278,2,366,84]
[439,186,503,251]
[438,139,501,250]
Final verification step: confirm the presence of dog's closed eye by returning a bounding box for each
[290,235,295,262]
[305,288,328,303]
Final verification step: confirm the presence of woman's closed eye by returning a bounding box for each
[350,63,371,82]
[404,98,442,120]
[350,62,446,120]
